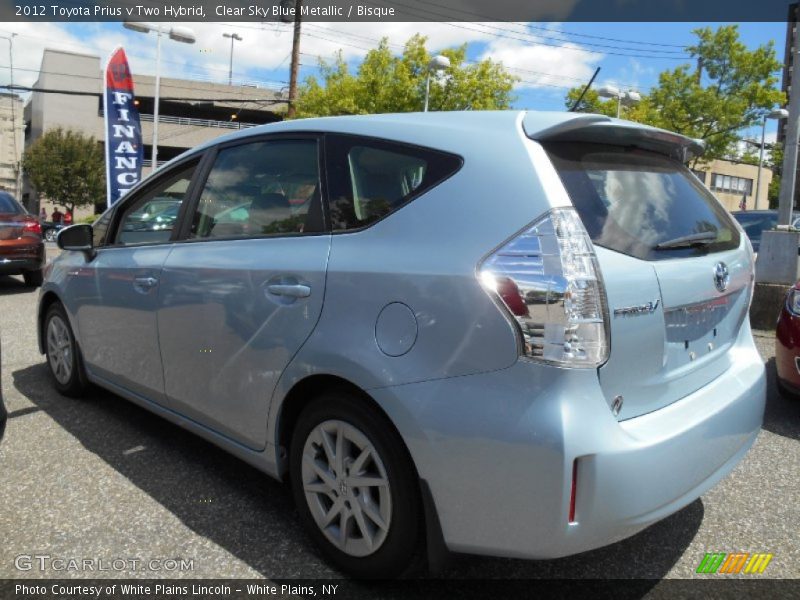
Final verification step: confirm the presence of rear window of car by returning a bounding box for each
[545,142,740,261]
[325,134,462,231]
[0,192,23,213]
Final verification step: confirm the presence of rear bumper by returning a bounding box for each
[369,323,765,559]
[0,257,43,274]
[0,243,45,274]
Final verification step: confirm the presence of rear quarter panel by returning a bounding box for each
[268,115,571,445]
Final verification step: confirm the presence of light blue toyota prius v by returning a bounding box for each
[39,111,765,577]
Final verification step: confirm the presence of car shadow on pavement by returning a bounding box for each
[763,358,800,441]
[0,275,35,295]
[13,362,702,584]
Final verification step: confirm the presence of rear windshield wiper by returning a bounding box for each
[654,231,717,250]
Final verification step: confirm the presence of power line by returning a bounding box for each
[0,82,287,104]
[353,0,691,59]
[218,15,690,61]
[0,64,287,99]
[296,23,655,89]
[410,0,687,48]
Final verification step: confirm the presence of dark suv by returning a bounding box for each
[0,192,45,286]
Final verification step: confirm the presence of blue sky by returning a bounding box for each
[0,20,788,142]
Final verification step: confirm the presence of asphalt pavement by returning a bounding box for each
[0,254,798,587]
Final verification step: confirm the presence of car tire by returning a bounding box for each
[23,269,43,288]
[45,229,56,242]
[289,391,422,579]
[777,376,800,400]
[44,302,88,397]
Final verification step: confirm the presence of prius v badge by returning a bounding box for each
[613,299,660,317]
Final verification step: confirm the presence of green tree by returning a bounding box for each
[22,128,105,215]
[295,34,517,117]
[565,25,785,165]
[738,147,760,166]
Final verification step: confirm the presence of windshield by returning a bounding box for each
[0,192,23,214]
[732,212,778,243]
[545,143,740,261]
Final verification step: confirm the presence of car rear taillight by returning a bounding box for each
[787,288,800,316]
[479,208,609,368]
[23,218,42,235]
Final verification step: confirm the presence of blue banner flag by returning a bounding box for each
[104,47,143,206]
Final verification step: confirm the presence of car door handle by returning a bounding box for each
[133,276,159,289]
[267,284,311,298]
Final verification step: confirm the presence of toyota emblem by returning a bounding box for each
[713,262,729,293]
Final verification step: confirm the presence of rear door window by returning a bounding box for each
[325,134,462,231]
[189,139,323,239]
[545,142,740,261]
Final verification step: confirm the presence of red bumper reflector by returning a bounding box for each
[568,459,578,524]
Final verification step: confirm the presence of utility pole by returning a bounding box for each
[286,0,302,119]
[754,17,800,292]
[778,21,800,226]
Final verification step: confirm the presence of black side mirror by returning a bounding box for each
[57,224,94,259]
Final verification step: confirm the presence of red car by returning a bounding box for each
[0,191,45,287]
[775,281,800,396]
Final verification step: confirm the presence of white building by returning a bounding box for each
[0,92,24,198]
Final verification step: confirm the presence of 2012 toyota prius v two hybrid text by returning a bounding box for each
[39,111,766,578]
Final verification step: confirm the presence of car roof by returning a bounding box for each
[159,110,704,172]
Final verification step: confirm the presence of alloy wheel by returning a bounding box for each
[301,419,392,557]
[47,315,73,385]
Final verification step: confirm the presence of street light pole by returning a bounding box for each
[778,20,800,226]
[424,55,450,112]
[424,71,432,112]
[755,108,789,210]
[597,85,640,119]
[152,29,162,170]
[123,22,195,172]
[223,32,242,86]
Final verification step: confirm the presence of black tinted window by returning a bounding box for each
[0,192,23,213]
[114,161,198,246]
[190,139,322,239]
[545,143,740,261]
[326,135,461,231]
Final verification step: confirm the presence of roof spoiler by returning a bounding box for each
[523,113,705,163]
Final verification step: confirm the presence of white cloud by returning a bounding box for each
[479,27,603,90]
[0,21,102,87]
[0,20,604,95]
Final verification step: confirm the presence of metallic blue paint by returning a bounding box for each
[39,111,765,563]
